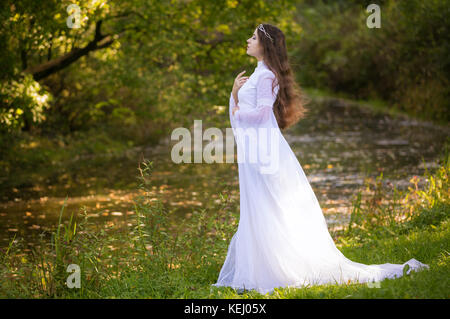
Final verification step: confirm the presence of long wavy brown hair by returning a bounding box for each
[257,23,308,130]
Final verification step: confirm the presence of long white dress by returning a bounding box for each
[211,60,429,295]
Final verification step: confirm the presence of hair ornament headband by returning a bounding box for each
[258,24,274,43]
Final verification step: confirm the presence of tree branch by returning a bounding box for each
[24,20,122,81]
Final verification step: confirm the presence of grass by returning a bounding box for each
[0,141,448,299]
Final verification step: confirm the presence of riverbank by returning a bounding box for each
[303,87,450,130]
[0,140,448,298]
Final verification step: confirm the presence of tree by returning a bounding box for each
[1,0,301,133]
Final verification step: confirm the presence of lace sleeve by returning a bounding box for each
[234,71,277,125]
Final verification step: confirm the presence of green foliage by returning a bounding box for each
[1,0,447,138]
[0,73,52,133]
[293,0,450,123]
[1,0,300,135]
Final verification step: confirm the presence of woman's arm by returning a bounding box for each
[232,91,239,105]
[231,92,240,116]
[230,92,239,118]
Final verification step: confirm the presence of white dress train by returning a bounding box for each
[211,60,429,295]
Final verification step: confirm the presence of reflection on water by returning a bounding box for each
[0,97,448,248]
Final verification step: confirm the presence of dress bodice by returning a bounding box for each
[229,60,279,129]
[237,60,279,109]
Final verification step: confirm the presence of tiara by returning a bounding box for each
[258,24,274,43]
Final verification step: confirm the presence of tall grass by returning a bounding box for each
[344,145,449,244]
[0,159,239,298]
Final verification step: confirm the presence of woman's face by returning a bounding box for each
[246,27,263,59]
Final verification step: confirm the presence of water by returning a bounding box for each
[1,96,448,248]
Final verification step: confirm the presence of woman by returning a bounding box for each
[212,24,429,295]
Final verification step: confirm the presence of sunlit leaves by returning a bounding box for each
[226,0,238,9]
[0,73,52,132]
